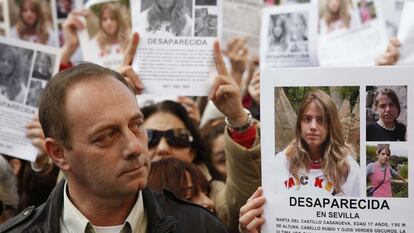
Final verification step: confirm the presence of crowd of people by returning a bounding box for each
[0,0,410,233]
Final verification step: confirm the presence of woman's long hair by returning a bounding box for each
[286,90,352,194]
[324,0,351,30]
[95,3,130,53]
[16,0,49,44]
[147,0,188,36]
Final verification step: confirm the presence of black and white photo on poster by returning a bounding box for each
[78,0,131,69]
[0,37,60,161]
[0,43,33,104]
[32,51,56,81]
[137,0,193,37]
[194,7,217,37]
[7,0,59,47]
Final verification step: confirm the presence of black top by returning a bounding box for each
[366,122,406,141]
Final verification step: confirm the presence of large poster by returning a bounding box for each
[0,37,60,161]
[131,0,222,96]
[261,67,412,233]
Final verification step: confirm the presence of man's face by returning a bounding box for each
[63,76,149,198]
[375,94,398,125]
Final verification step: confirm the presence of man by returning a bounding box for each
[0,63,227,232]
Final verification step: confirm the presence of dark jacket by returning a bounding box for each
[0,181,227,233]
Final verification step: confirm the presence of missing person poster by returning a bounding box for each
[78,0,131,69]
[0,37,60,161]
[318,0,388,66]
[260,67,413,232]
[223,0,263,56]
[260,2,319,68]
[396,2,414,66]
[131,0,223,96]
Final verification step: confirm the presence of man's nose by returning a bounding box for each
[122,130,143,160]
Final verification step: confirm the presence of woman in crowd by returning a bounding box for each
[11,0,57,46]
[319,0,356,35]
[366,145,407,197]
[0,46,26,103]
[91,3,130,61]
[148,157,214,212]
[138,0,192,36]
[366,88,406,141]
[201,118,227,181]
[268,15,288,52]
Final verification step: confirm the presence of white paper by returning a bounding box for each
[260,2,319,68]
[260,66,413,233]
[222,0,264,56]
[396,1,414,65]
[379,0,405,37]
[131,0,223,96]
[318,0,388,66]
[0,37,60,161]
[78,1,131,69]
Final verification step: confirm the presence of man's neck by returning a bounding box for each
[67,182,138,226]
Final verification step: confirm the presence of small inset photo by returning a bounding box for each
[366,86,407,142]
[194,8,217,37]
[32,51,56,81]
[366,144,408,198]
[357,0,377,24]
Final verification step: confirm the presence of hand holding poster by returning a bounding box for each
[259,67,413,233]
[131,0,222,96]
[260,2,319,68]
[0,37,60,161]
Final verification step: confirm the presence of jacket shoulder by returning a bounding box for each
[0,206,37,232]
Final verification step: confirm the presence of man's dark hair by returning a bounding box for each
[38,62,132,149]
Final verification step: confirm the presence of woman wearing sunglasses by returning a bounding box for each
[142,98,260,232]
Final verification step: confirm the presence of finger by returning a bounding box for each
[389,37,401,47]
[208,75,227,100]
[215,84,237,101]
[248,187,264,203]
[214,40,229,77]
[26,128,45,139]
[225,38,238,56]
[123,32,140,66]
[120,66,144,94]
[31,138,46,152]
[26,120,42,129]
[245,217,265,233]
[177,96,195,106]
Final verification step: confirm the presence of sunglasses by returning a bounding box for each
[147,128,193,148]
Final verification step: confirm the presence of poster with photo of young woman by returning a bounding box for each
[131,0,223,96]
[260,66,413,233]
[78,0,131,69]
[7,0,59,47]
[0,37,60,161]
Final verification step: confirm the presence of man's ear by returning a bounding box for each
[45,138,70,171]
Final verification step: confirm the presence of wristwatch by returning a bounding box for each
[225,108,254,133]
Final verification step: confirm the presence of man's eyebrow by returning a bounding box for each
[130,112,144,121]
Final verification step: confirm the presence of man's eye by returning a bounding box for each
[131,122,145,134]
[95,132,115,144]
